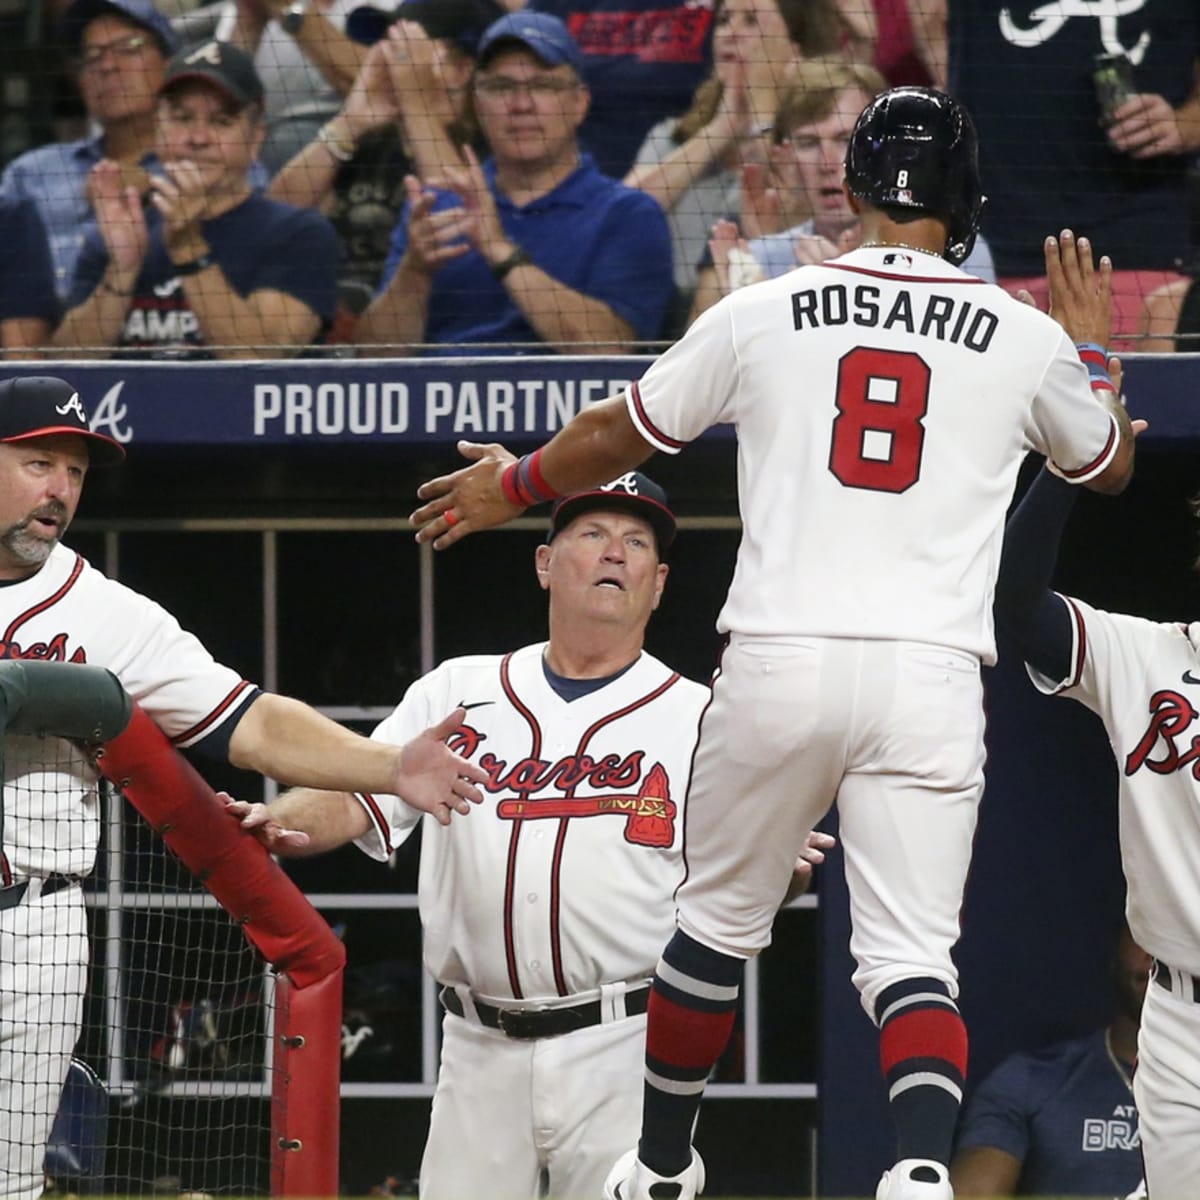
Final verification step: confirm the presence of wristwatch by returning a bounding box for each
[280,0,308,35]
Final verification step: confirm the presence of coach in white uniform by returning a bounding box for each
[409,87,1138,1200]
[0,375,484,1200]
[994,462,1200,1200]
[232,474,833,1199]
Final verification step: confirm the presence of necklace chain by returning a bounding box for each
[861,241,943,258]
[1104,1028,1134,1095]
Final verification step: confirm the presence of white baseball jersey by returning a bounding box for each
[1,542,256,879]
[1028,597,1200,977]
[1029,597,1200,1200]
[0,541,256,1200]
[352,643,708,1002]
[626,246,1120,662]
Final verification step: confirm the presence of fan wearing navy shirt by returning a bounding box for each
[54,41,337,360]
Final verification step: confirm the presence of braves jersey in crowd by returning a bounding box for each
[351,644,707,1002]
[1029,599,1200,977]
[956,1030,1142,1195]
[626,245,1119,661]
[0,543,256,879]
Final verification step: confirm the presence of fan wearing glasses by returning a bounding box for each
[354,11,673,356]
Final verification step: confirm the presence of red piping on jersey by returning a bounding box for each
[171,680,256,746]
[499,651,543,999]
[1063,595,1088,689]
[355,793,393,856]
[546,670,686,995]
[1055,417,1118,481]
[2,553,85,644]
[629,382,687,451]
[823,263,986,285]
[0,853,11,888]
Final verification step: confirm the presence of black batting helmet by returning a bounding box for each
[845,87,985,267]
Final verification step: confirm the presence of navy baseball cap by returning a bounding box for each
[549,473,676,554]
[477,11,584,73]
[61,0,180,56]
[347,0,503,52]
[162,40,264,110]
[0,377,125,467]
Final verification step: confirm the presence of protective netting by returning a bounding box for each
[2,732,275,1199]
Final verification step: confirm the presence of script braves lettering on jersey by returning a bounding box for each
[1123,689,1200,777]
[999,0,1151,63]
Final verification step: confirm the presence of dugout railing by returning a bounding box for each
[0,660,343,1197]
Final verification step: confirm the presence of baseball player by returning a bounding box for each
[409,87,1137,1200]
[992,460,1200,1200]
[230,472,834,1200]
[0,375,485,1200]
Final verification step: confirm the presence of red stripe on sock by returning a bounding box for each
[879,1008,968,1076]
[646,989,736,1071]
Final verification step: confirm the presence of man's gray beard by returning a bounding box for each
[0,521,56,568]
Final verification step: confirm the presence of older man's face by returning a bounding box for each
[0,436,88,580]
[78,13,167,127]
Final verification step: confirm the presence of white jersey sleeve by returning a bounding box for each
[1024,329,1120,483]
[1028,596,1200,976]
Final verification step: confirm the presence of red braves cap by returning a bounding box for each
[0,377,125,466]
[549,472,676,554]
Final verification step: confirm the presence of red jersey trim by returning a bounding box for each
[629,382,687,452]
[1063,595,1088,690]
[354,792,393,856]
[171,680,256,746]
[824,262,986,285]
[3,553,85,643]
[1056,416,1118,481]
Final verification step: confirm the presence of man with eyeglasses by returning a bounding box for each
[0,0,179,304]
[354,10,673,355]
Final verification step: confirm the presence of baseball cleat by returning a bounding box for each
[602,1148,706,1200]
[875,1158,953,1200]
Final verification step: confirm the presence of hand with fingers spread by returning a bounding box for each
[411,440,525,548]
[1041,229,1112,348]
[434,145,513,270]
[401,174,473,276]
[89,159,150,286]
[1105,93,1192,159]
[390,707,490,826]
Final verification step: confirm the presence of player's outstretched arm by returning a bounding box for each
[411,396,656,550]
[228,695,487,826]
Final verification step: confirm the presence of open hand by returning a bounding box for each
[1041,229,1112,348]
[221,792,313,852]
[391,707,489,825]
[411,440,525,548]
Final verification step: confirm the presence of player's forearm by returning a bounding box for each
[501,262,639,353]
[229,693,403,794]
[537,396,657,494]
[355,261,432,351]
[265,786,372,856]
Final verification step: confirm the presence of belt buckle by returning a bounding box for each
[496,1007,547,1040]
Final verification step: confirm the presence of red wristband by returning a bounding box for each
[500,461,530,508]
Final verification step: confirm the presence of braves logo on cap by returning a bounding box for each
[600,473,641,497]
[55,393,87,425]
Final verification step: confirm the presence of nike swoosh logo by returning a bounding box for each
[456,700,495,712]
[1183,672,1200,686]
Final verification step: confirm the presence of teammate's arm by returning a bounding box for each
[949,1145,1023,1197]
[992,467,1076,683]
[223,786,370,857]
[227,694,487,825]
[411,396,657,547]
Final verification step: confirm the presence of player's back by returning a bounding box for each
[679,247,1114,661]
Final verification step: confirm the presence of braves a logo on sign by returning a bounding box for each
[1124,690,1200,777]
[447,723,676,846]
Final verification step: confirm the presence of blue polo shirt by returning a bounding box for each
[955,1031,1142,1196]
[380,154,673,352]
[0,198,59,325]
[1,133,270,303]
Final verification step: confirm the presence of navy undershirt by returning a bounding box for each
[541,655,637,701]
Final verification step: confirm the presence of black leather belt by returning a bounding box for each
[1153,959,1200,1003]
[0,873,81,912]
[439,984,651,1040]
